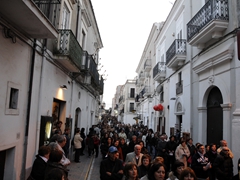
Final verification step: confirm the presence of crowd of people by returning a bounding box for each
[27,119,239,180]
[98,122,238,180]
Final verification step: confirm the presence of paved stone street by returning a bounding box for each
[67,149,102,180]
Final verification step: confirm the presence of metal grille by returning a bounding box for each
[153,62,166,79]
[187,0,229,42]
[166,39,186,65]
[53,29,84,69]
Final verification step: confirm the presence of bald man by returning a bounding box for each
[125,144,143,166]
[217,140,233,159]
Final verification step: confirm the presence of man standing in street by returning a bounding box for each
[125,144,143,166]
[214,147,233,180]
[191,144,211,180]
[100,146,124,180]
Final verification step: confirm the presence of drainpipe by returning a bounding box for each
[76,0,81,39]
[21,39,36,180]
[190,0,193,137]
[35,39,47,152]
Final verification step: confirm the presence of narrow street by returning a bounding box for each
[67,149,101,180]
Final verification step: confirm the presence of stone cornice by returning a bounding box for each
[193,49,233,74]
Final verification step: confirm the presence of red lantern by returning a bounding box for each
[153,105,157,111]
[157,104,163,111]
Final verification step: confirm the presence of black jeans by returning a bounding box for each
[75,148,81,162]
[94,145,99,157]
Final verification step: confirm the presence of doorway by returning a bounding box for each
[51,98,66,135]
[207,87,223,145]
[75,108,81,132]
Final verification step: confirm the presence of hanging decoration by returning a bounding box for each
[153,104,164,111]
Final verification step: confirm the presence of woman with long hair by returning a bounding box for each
[113,139,124,161]
[120,137,128,161]
[123,162,140,180]
[100,137,113,159]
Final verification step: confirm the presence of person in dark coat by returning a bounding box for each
[138,154,151,178]
[119,137,128,161]
[100,137,113,159]
[187,138,196,167]
[128,135,138,153]
[207,143,218,180]
[44,149,68,180]
[100,146,124,180]
[28,146,51,180]
[191,144,211,179]
[80,127,86,155]
[213,147,233,180]
[165,135,178,172]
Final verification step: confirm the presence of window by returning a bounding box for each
[130,88,135,98]
[81,30,86,49]
[178,72,182,83]
[129,103,134,112]
[61,3,70,29]
[9,88,18,109]
[160,91,164,102]
[5,81,21,115]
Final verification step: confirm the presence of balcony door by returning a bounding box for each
[61,3,70,29]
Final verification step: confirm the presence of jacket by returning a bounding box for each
[213,152,233,180]
[100,158,123,180]
[74,133,83,149]
[125,152,143,166]
[191,152,210,178]
[29,155,47,180]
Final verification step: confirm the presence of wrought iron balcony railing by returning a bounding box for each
[153,62,166,79]
[166,39,186,65]
[33,0,61,29]
[98,76,104,95]
[53,29,84,70]
[187,0,229,42]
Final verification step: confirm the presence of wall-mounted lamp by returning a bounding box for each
[60,85,67,90]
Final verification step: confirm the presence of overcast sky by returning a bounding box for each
[91,0,174,108]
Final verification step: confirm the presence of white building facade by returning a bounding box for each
[0,0,104,179]
[115,0,240,173]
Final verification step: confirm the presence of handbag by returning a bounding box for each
[187,156,192,164]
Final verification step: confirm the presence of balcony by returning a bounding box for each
[135,79,140,87]
[139,72,145,81]
[144,59,152,72]
[87,54,99,86]
[98,76,104,95]
[176,81,183,95]
[166,39,187,69]
[0,0,60,39]
[53,29,85,73]
[187,0,229,49]
[143,86,152,97]
[153,62,166,82]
